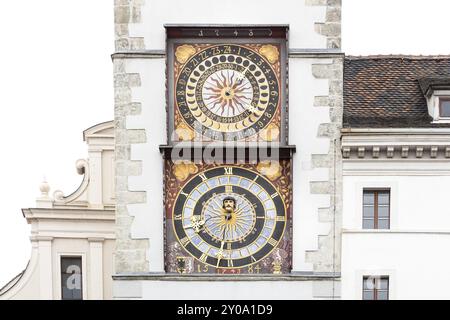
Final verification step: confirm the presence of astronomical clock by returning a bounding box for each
[166,26,288,143]
[162,26,293,275]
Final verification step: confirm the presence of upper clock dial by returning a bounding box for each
[175,44,280,141]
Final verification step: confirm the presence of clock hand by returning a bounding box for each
[184,215,207,233]
[216,225,227,268]
[185,214,220,233]
[236,66,249,83]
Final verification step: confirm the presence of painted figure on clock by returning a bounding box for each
[164,160,292,275]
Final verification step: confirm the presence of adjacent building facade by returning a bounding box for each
[0,121,115,299]
[341,56,450,299]
[2,1,450,300]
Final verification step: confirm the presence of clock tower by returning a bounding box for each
[113,0,342,299]
[163,26,293,275]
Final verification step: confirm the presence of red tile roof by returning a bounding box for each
[344,55,450,128]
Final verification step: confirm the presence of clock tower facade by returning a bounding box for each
[113,0,343,299]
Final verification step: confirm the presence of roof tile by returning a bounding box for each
[344,56,450,128]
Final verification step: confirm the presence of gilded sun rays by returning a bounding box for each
[202,70,253,117]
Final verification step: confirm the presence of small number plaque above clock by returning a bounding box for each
[166,25,288,39]
[166,25,288,144]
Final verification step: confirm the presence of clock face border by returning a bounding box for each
[164,160,292,275]
[166,27,288,144]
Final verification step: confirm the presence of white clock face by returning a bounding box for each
[201,69,254,118]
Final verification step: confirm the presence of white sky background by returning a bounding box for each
[0,0,449,288]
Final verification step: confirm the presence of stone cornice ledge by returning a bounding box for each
[111,49,343,60]
[342,131,450,159]
[112,272,340,281]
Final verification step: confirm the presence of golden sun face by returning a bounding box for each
[203,70,254,117]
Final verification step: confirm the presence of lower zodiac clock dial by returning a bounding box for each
[171,166,287,269]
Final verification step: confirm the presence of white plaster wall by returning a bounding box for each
[342,170,450,299]
[130,0,327,50]
[343,174,450,230]
[115,280,316,299]
[125,58,166,272]
[290,58,333,271]
[342,233,450,300]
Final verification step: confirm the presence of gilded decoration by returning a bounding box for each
[175,122,195,141]
[175,44,196,64]
[172,161,199,182]
[259,44,279,64]
[259,123,280,141]
[256,160,282,181]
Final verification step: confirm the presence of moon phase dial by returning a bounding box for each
[175,44,280,141]
[172,166,286,269]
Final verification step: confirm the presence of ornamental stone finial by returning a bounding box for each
[36,177,53,208]
[39,178,50,197]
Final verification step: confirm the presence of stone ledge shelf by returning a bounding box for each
[112,272,340,281]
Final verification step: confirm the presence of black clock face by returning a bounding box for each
[172,166,286,269]
[175,44,280,141]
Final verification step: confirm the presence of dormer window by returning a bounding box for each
[418,77,450,123]
[439,97,450,118]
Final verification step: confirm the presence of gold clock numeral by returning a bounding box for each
[276,216,286,222]
[227,260,234,268]
[250,255,257,263]
[271,193,279,199]
[199,173,207,181]
[174,214,182,220]
[268,238,278,247]
[180,191,189,197]
[199,253,208,263]
[197,264,209,273]
[226,242,232,250]
[180,237,190,246]
[225,185,233,193]
[224,167,233,175]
